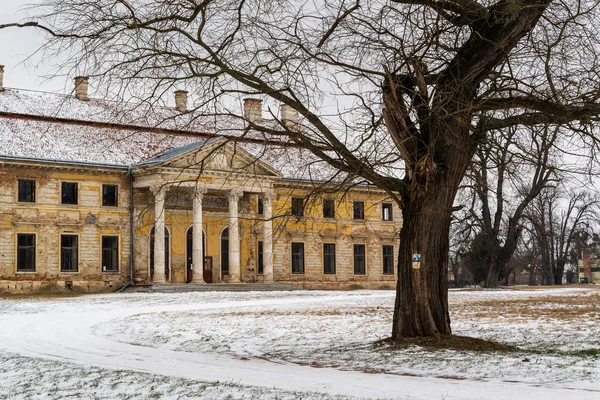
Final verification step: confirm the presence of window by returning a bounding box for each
[323,243,336,274]
[221,228,229,274]
[353,201,364,220]
[323,199,335,219]
[257,241,264,274]
[17,234,36,272]
[291,242,305,274]
[258,198,264,215]
[18,180,35,202]
[102,236,119,272]
[291,197,304,217]
[354,244,366,275]
[61,182,78,205]
[60,235,78,272]
[382,203,393,221]
[383,245,394,275]
[102,184,118,206]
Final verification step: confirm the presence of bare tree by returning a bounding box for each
[3,0,600,339]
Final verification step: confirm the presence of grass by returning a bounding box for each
[376,335,519,353]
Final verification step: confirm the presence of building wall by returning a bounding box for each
[0,164,131,294]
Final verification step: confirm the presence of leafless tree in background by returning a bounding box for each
[3,0,600,339]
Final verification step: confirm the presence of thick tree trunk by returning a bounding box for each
[553,259,565,285]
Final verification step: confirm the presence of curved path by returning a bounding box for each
[0,294,597,400]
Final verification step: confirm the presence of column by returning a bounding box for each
[151,185,167,284]
[262,192,276,282]
[228,189,243,283]
[191,187,206,283]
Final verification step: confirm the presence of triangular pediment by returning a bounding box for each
[146,137,282,178]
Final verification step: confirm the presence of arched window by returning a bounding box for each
[150,227,170,281]
[221,228,229,274]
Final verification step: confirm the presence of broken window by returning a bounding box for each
[383,245,394,275]
[18,180,35,202]
[353,201,364,220]
[17,233,36,272]
[323,199,335,219]
[61,182,78,205]
[102,184,118,206]
[102,236,119,272]
[382,203,393,221]
[61,235,79,272]
[291,242,305,274]
[323,243,336,274]
[354,244,366,275]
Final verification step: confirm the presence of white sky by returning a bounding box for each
[0,1,67,93]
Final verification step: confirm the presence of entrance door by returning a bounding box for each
[186,227,209,283]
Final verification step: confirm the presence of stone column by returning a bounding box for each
[192,187,206,283]
[151,185,167,284]
[228,189,243,283]
[262,192,276,282]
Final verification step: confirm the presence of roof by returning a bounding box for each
[0,87,344,181]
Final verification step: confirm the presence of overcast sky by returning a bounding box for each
[0,1,68,93]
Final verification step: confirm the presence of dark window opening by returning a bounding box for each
[221,228,229,274]
[258,241,264,274]
[18,180,35,203]
[383,245,394,275]
[354,244,366,275]
[102,184,118,207]
[323,199,335,219]
[292,242,305,274]
[61,182,78,205]
[353,201,364,220]
[17,234,36,272]
[102,236,119,272]
[323,243,336,274]
[291,197,305,217]
[61,235,79,272]
[382,203,393,221]
[258,198,264,215]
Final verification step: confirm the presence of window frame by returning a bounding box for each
[102,235,119,273]
[382,203,393,221]
[17,179,36,203]
[353,244,366,275]
[353,201,365,220]
[16,233,36,273]
[257,198,264,215]
[322,199,335,219]
[382,245,395,275]
[60,234,79,273]
[291,242,305,274]
[61,182,79,205]
[102,184,119,207]
[323,243,336,274]
[291,197,305,217]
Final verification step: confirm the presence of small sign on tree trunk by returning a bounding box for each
[413,254,421,269]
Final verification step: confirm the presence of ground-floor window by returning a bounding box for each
[292,242,305,274]
[354,244,366,275]
[61,235,79,272]
[323,243,336,274]
[382,245,394,275]
[257,240,264,274]
[221,228,229,274]
[102,236,119,272]
[17,233,36,272]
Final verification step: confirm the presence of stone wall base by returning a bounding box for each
[0,279,125,295]
[280,280,396,290]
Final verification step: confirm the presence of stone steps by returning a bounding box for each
[123,283,302,293]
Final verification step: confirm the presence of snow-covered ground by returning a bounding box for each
[0,288,599,399]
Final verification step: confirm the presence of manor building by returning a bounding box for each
[0,72,401,293]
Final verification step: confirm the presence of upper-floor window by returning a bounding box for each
[353,201,364,220]
[291,242,305,274]
[382,203,393,221]
[60,235,79,272]
[102,236,119,272]
[323,243,336,274]
[383,245,394,275]
[102,184,118,207]
[17,233,36,272]
[258,198,264,215]
[61,182,78,205]
[18,180,35,203]
[291,197,305,217]
[323,199,335,219]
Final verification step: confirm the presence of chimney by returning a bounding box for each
[74,76,89,101]
[0,65,4,91]
[281,103,299,130]
[174,90,188,112]
[243,98,262,121]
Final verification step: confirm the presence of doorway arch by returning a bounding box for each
[185,226,209,283]
[149,226,171,282]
